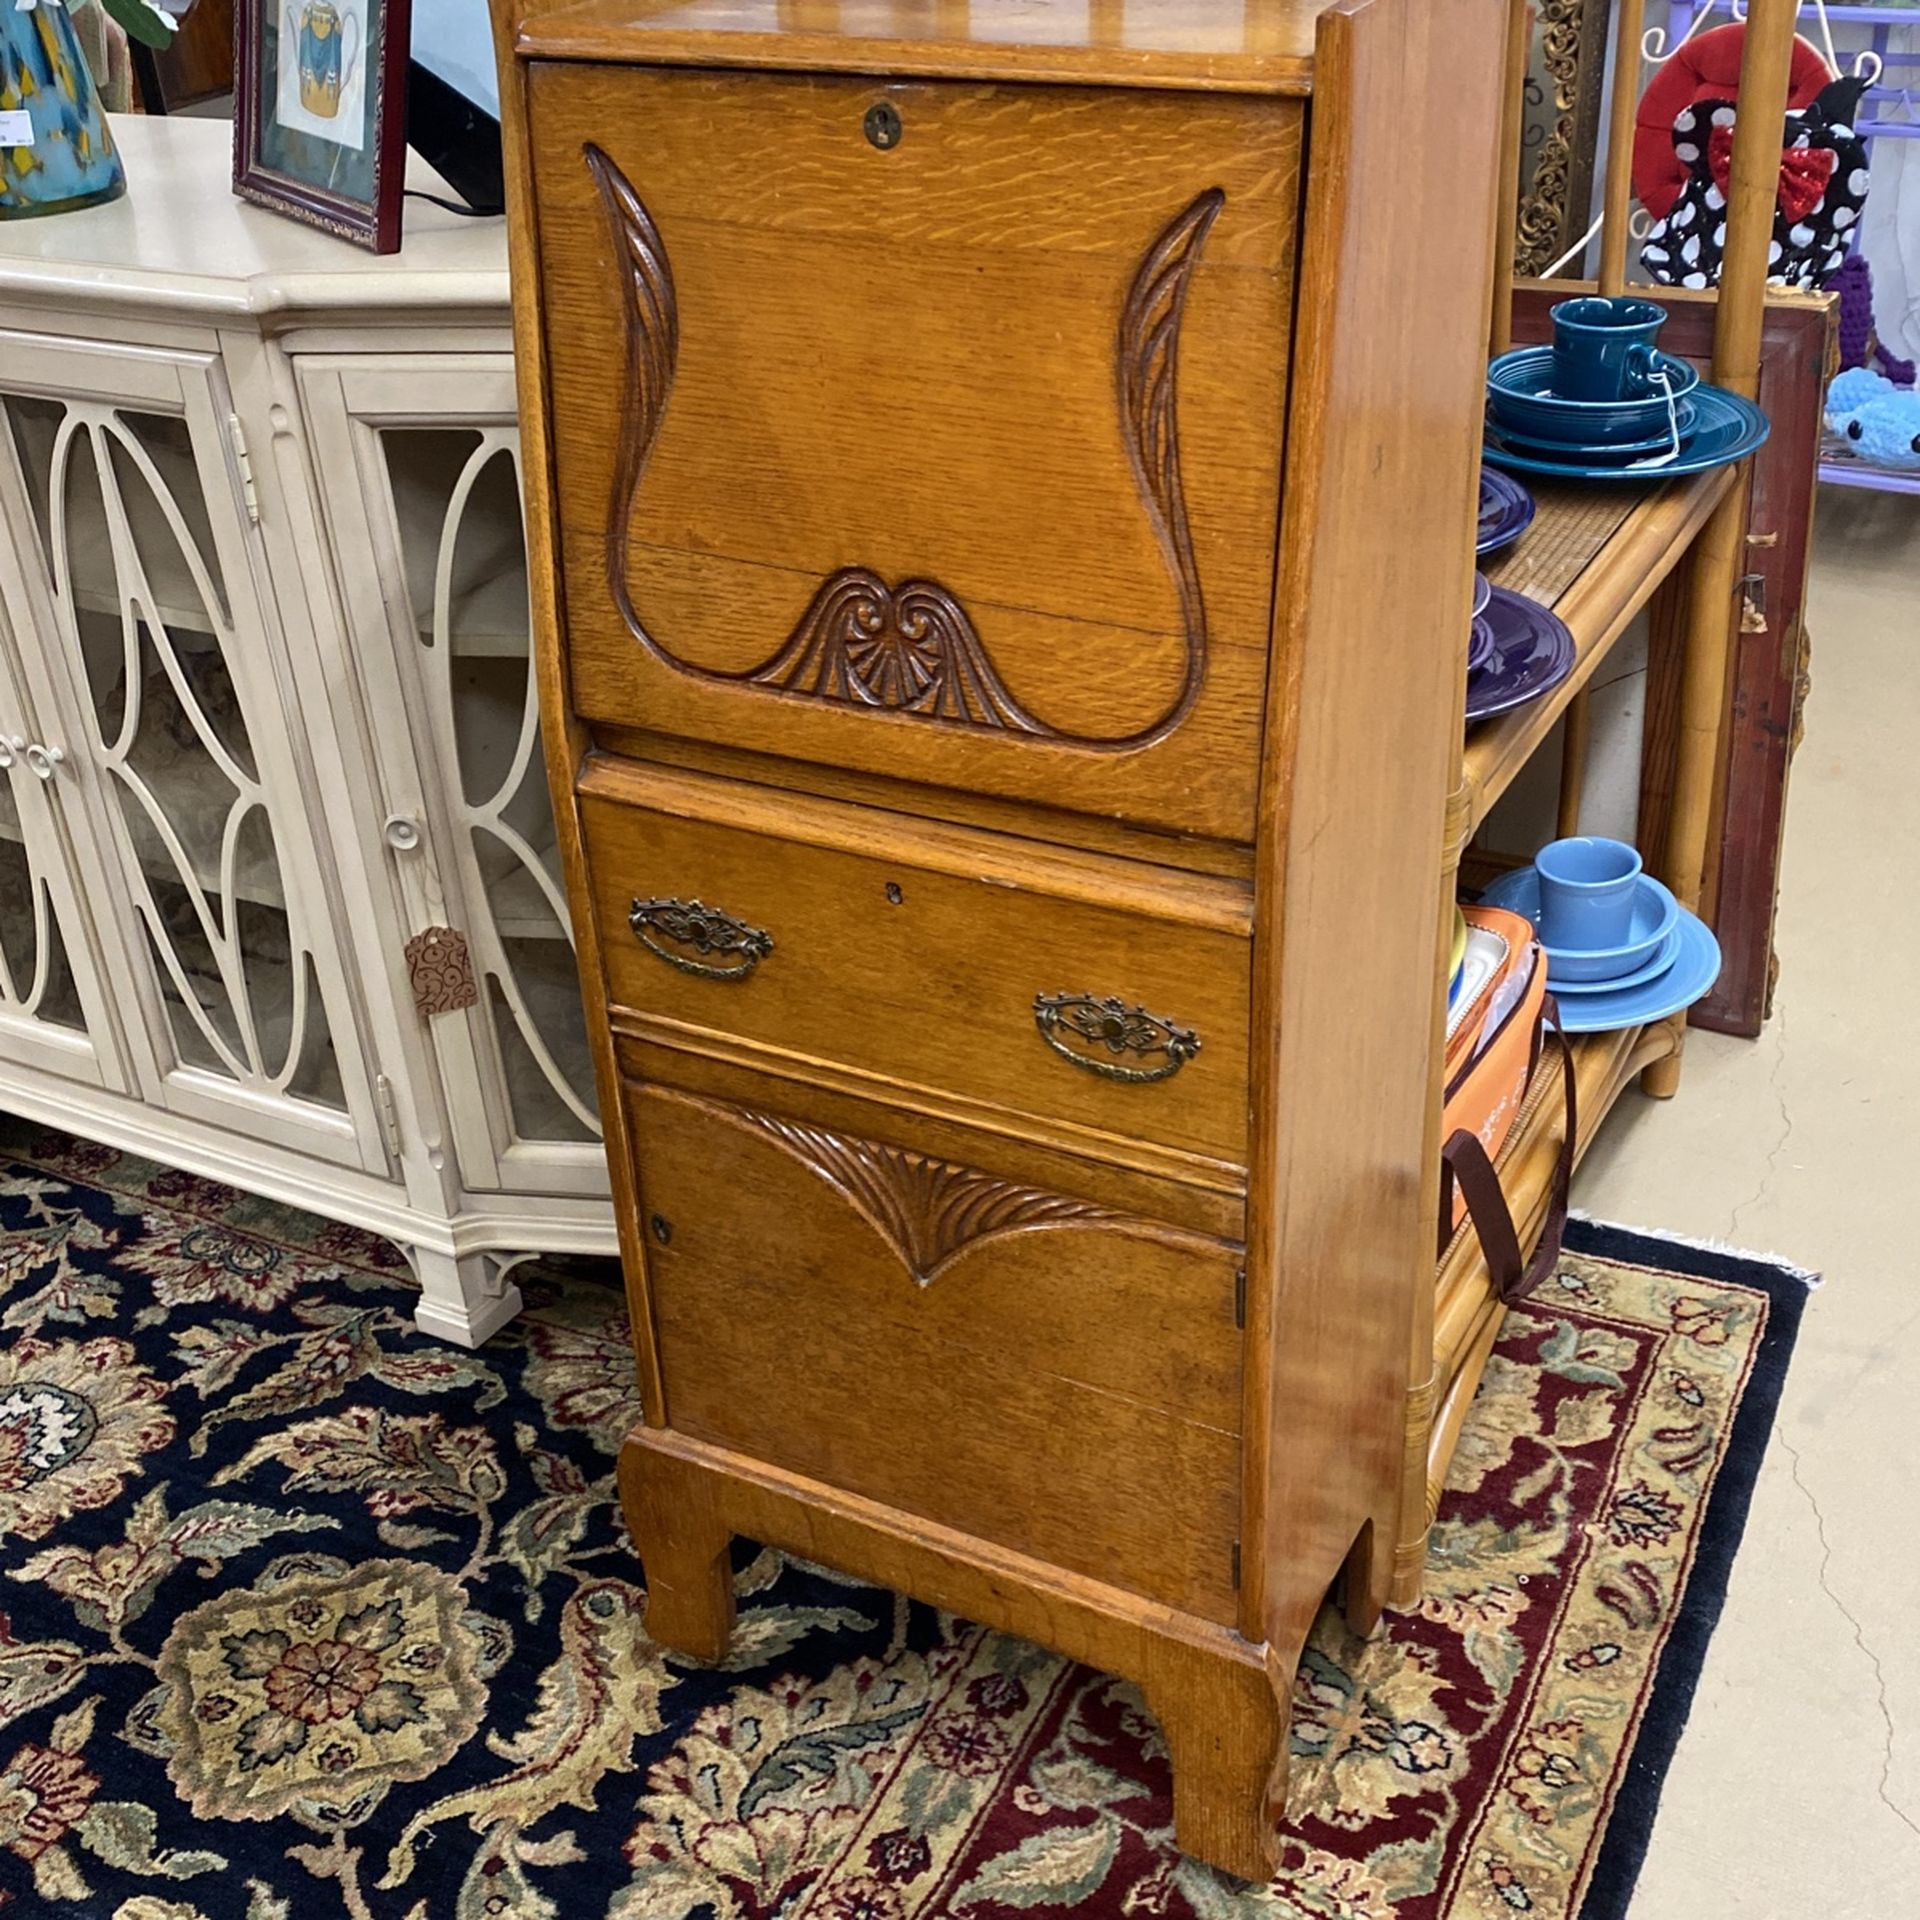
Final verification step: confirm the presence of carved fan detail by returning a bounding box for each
[697,1097,1119,1286]
[750,569,1046,732]
[585,142,1224,749]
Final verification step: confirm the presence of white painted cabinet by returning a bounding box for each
[296,356,602,1202]
[0,118,614,1342]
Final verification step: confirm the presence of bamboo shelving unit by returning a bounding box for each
[1395,0,1805,1606]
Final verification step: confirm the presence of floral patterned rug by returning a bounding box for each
[0,1125,1806,1920]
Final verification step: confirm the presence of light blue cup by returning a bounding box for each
[1534,836,1643,952]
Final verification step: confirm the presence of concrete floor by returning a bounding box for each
[1578,486,1920,1917]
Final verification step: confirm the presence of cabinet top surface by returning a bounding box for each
[0,117,508,324]
[510,0,1345,94]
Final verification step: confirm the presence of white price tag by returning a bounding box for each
[0,111,33,148]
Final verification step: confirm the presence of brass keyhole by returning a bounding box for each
[864,102,902,150]
[884,881,904,905]
[650,1213,673,1246]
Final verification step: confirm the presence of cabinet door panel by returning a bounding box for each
[296,356,605,1199]
[0,600,122,1090]
[529,63,1299,844]
[0,337,381,1169]
[628,1076,1244,1622]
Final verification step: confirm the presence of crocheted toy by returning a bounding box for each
[1835,253,1919,385]
[1825,363,1897,435]
[1841,391,1920,468]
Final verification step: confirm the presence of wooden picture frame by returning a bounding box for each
[1514,0,1616,277]
[233,0,410,253]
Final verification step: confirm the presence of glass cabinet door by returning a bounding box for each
[298,356,604,1199]
[0,592,123,1091]
[0,336,383,1171]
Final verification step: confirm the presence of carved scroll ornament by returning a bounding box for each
[585,142,1223,748]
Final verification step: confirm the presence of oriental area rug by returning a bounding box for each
[0,1124,1805,1920]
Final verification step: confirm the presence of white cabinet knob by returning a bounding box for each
[24,743,64,780]
[384,814,422,852]
[0,735,21,769]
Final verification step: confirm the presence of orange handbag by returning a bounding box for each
[1440,906,1576,1305]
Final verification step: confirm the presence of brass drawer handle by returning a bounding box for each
[630,897,773,980]
[1033,992,1200,1084]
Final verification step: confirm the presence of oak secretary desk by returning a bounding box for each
[490,0,1505,1875]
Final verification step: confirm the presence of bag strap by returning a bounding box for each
[1440,1005,1577,1305]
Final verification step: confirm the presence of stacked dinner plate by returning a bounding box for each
[1482,837,1722,1034]
[1477,467,1535,556]
[1466,567,1574,723]
[1484,345,1768,481]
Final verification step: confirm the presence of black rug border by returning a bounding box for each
[1565,1217,1812,1920]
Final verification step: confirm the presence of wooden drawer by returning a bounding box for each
[626,1071,1244,1620]
[527,60,1300,844]
[578,761,1253,1175]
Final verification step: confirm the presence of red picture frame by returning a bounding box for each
[233,0,411,254]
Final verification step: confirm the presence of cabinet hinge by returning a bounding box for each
[373,1073,403,1165]
[226,412,261,526]
[1231,1540,1241,1589]
[1233,1266,1246,1330]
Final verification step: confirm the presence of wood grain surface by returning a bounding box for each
[628,1077,1246,1619]
[577,773,1254,1167]
[510,0,1343,94]
[1247,0,1508,1659]
[529,63,1301,843]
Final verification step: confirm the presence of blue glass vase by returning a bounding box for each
[0,6,126,220]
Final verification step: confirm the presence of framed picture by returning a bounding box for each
[234,0,412,253]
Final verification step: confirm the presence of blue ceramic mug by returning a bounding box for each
[1550,296,1667,403]
[1534,836,1643,951]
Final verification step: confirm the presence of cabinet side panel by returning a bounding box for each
[1245,0,1508,1635]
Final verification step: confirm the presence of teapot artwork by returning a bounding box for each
[289,0,361,119]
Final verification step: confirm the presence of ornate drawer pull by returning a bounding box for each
[630,897,773,980]
[1033,992,1200,1084]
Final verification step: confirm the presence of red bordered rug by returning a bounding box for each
[0,1126,1807,1919]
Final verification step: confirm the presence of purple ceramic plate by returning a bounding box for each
[1464,587,1576,722]
[1468,613,1496,676]
[1477,468,1536,555]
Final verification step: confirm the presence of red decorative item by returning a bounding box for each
[1632,22,1830,219]
[1704,121,1838,219]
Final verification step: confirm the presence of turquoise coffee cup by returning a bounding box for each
[1550,296,1667,403]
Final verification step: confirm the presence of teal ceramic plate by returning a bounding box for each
[1483,386,1769,482]
[1486,400,1699,461]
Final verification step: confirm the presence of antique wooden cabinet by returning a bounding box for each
[493,0,1506,1876]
